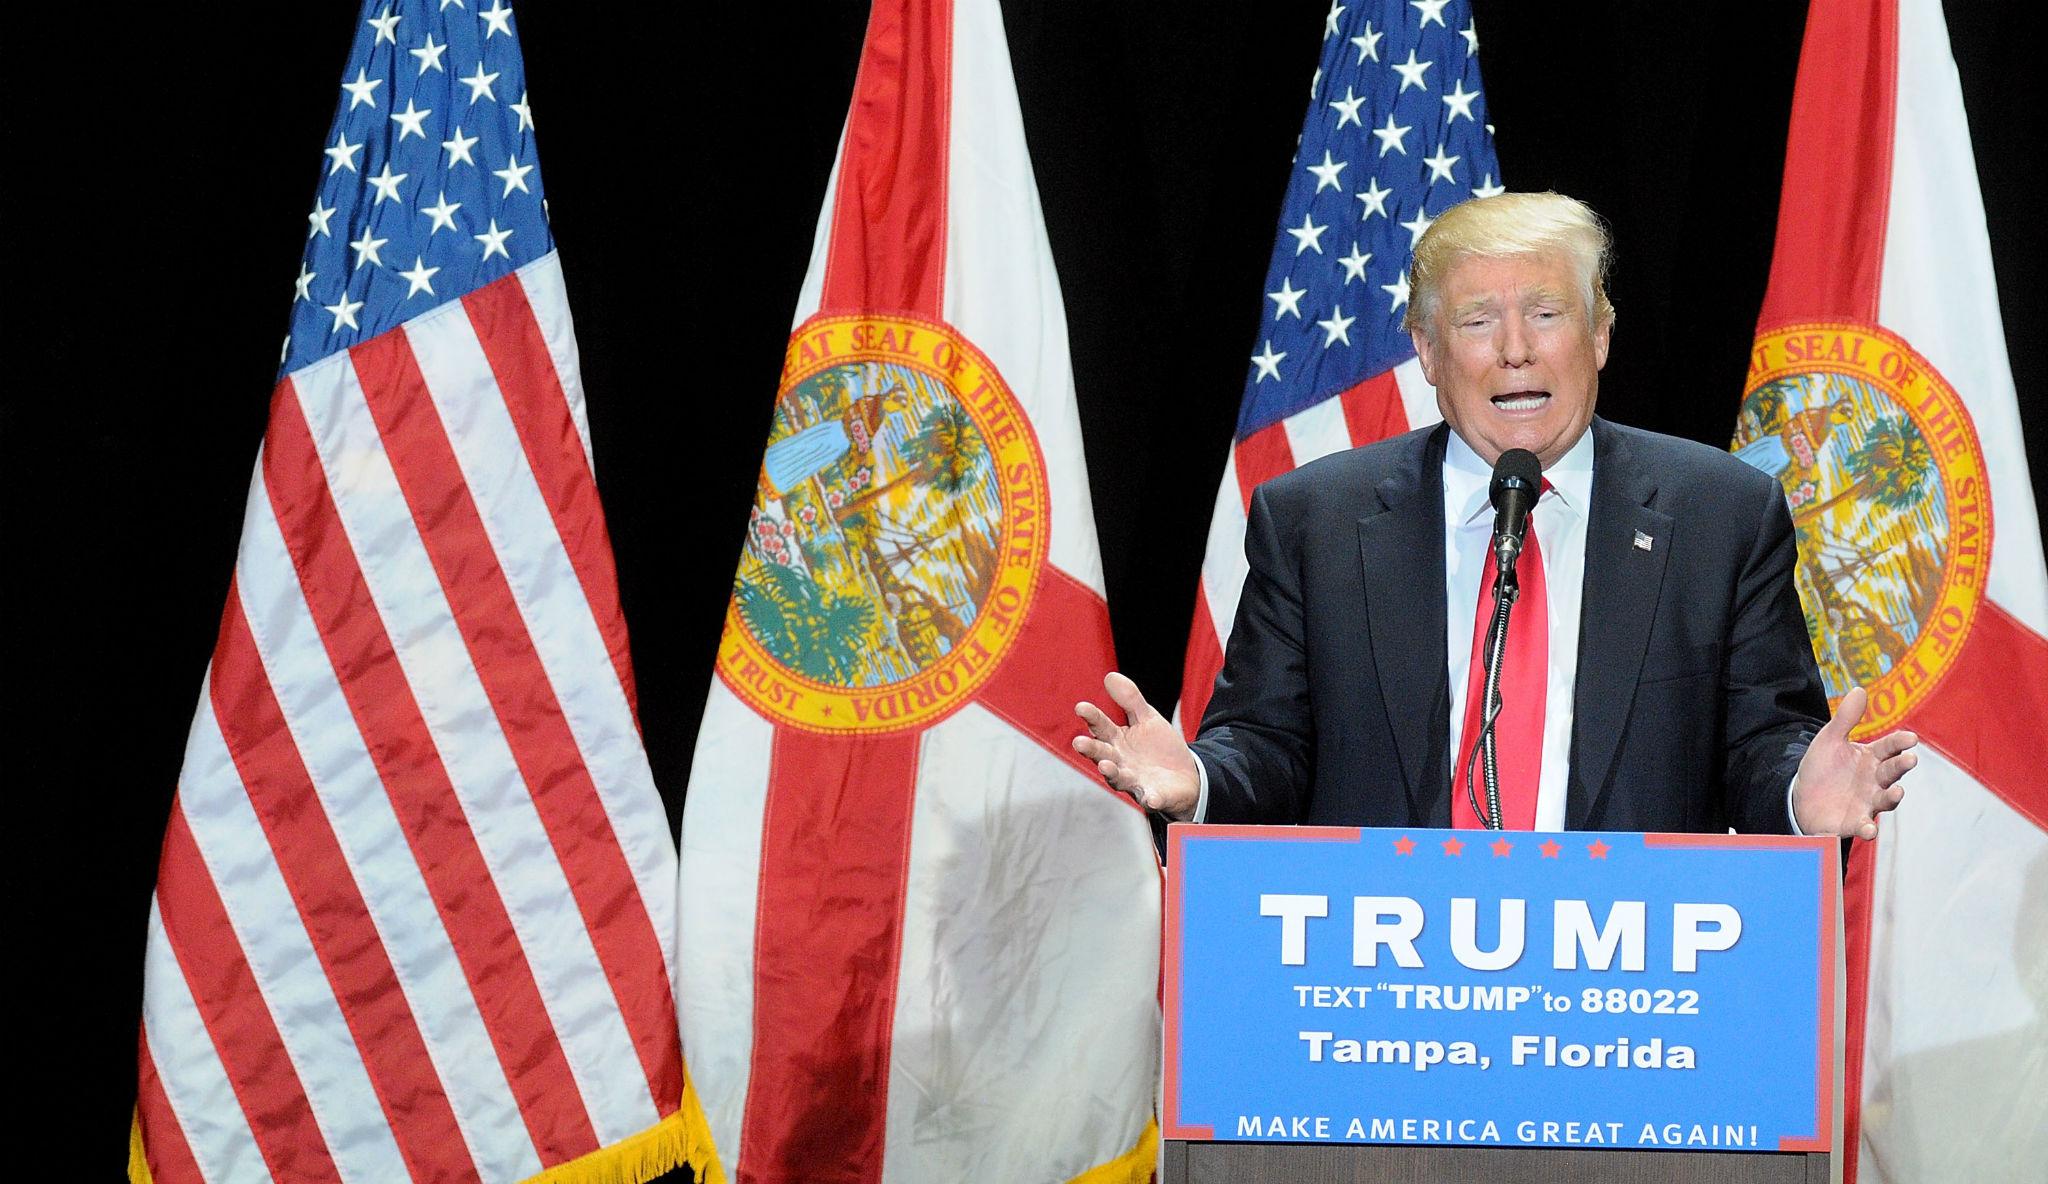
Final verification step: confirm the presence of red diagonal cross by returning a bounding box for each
[740,565,1127,1183]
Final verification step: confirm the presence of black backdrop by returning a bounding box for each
[6,0,2041,1170]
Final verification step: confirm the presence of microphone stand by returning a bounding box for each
[1462,537,1523,831]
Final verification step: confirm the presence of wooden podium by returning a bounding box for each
[1161,825,1844,1184]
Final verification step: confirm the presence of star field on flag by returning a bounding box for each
[284,2,547,376]
[1237,0,1501,439]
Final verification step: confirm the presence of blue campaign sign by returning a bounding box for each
[1163,826,1839,1153]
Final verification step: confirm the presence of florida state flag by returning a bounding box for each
[674,0,1162,1180]
[1733,1,2048,1179]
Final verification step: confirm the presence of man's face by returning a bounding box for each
[1411,250,1611,468]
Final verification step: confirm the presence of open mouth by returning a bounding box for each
[1490,391,1552,413]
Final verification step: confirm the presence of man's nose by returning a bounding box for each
[1498,315,1536,366]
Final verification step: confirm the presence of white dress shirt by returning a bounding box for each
[1443,428,1591,832]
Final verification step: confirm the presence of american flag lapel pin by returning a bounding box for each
[1634,529,1654,552]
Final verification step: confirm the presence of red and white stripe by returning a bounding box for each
[1758,2,2046,1179]
[1178,358,1436,734]
[134,252,685,1183]
[676,1,1161,1180]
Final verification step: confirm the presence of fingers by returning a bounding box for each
[1104,671,1157,724]
[1071,735,1117,766]
[1093,756,1125,795]
[1074,700,1119,742]
[1825,686,1869,737]
[1070,731,1151,809]
[1867,729,1919,761]
[1092,757,1154,811]
[1876,750,1917,790]
[1847,779,1907,839]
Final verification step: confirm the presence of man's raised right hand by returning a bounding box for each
[1073,671,1202,821]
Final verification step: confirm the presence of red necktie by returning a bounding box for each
[1453,497,1547,830]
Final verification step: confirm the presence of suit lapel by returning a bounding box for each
[1569,419,1673,829]
[1358,425,1450,823]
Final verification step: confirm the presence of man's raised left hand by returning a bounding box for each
[1792,686,1919,839]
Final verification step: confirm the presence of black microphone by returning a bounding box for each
[1488,448,1543,583]
[1464,447,1544,829]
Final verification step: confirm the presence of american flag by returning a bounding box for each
[1178,0,1502,732]
[130,3,708,1182]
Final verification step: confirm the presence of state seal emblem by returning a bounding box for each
[717,313,1050,733]
[1735,322,1993,736]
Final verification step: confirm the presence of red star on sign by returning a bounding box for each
[1539,840,1562,859]
[1490,838,1512,857]
[1441,837,1465,857]
[1392,835,1416,856]
[1586,840,1611,860]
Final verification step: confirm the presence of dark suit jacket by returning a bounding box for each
[1191,417,1827,833]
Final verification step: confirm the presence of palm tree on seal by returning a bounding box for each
[1793,414,1934,527]
[734,560,875,684]
[841,402,987,513]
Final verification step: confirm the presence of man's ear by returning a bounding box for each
[1592,314,1613,371]
[1410,327,1438,384]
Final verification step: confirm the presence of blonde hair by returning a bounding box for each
[1402,191,1615,337]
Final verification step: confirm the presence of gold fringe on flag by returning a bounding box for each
[1065,1118,1160,1184]
[520,1105,708,1184]
[522,1063,725,1184]
[130,1071,726,1184]
[129,1110,154,1184]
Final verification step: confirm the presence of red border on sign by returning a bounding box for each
[1639,833,1824,849]
[1165,828,1840,1151]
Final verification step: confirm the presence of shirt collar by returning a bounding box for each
[1443,424,1596,528]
